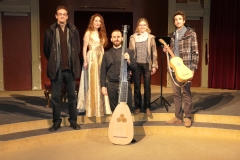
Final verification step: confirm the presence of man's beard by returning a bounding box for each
[113,41,121,47]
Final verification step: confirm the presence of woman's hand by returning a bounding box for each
[83,62,88,69]
[151,68,156,75]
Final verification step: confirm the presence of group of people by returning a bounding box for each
[43,5,199,132]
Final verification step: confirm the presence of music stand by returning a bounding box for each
[150,36,171,112]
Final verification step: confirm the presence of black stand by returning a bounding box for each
[150,36,171,112]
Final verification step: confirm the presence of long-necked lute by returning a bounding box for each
[159,38,193,82]
[108,25,134,145]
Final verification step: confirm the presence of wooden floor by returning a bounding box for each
[0,86,240,159]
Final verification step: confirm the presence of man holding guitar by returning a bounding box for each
[101,29,137,144]
[163,11,199,127]
[100,29,137,113]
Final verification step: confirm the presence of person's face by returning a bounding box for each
[55,9,68,24]
[111,31,122,47]
[174,15,185,29]
[93,16,101,29]
[138,21,147,33]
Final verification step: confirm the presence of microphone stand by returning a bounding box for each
[150,36,171,111]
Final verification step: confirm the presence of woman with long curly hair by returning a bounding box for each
[77,14,111,117]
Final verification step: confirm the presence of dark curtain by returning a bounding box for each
[208,0,240,90]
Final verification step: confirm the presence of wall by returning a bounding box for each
[39,0,168,86]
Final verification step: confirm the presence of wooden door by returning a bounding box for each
[2,14,32,90]
[186,19,203,87]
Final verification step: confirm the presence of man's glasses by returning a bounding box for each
[57,13,67,16]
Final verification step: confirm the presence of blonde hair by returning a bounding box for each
[135,18,151,33]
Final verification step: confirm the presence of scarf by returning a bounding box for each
[135,32,148,42]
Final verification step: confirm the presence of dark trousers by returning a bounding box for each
[106,81,132,112]
[133,63,151,110]
[50,70,77,123]
[171,73,192,119]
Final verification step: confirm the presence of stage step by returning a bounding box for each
[1,123,240,151]
[1,113,240,151]
[1,113,240,135]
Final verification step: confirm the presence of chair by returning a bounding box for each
[44,81,80,108]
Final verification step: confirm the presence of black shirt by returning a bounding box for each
[100,47,137,87]
[57,24,69,70]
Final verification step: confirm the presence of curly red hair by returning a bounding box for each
[86,14,108,47]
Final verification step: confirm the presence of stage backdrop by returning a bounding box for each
[208,0,240,90]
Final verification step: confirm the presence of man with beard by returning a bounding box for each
[163,11,199,127]
[100,30,137,112]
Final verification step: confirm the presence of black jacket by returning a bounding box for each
[43,22,81,79]
[100,47,137,87]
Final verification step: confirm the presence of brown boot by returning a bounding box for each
[166,117,183,124]
[184,118,192,127]
[134,109,140,114]
[146,108,151,116]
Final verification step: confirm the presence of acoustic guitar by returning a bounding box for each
[108,25,134,145]
[159,38,193,82]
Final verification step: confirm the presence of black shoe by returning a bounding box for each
[70,122,81,130]
[131,139,137,143]
[48,121,61,132]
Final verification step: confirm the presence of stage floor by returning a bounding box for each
[1,86,240,159]
[0,86,240,125]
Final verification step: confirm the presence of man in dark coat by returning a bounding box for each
[43,6,81,131]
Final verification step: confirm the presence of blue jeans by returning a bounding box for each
[50,70,77,123]
[133,63,151,110]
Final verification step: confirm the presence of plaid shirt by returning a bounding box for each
[169,27,199,71]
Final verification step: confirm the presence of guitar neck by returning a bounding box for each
[118,25,129,103]
[159,38,175,58]
[166,47,175,58]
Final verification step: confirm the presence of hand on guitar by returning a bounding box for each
[163,44,170,53]
[124,52,130,63]
[101,87,108,96]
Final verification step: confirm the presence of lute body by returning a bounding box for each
[108,25,134,145]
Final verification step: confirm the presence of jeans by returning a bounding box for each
[171,72,192,119]
[133,63,151,110]
[50,70,77,123]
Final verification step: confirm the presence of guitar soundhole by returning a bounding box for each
[116,114,127,123]
[117,117,121,122]
[176,63,182,67]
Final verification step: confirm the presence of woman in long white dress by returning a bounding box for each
[77,14,111,117]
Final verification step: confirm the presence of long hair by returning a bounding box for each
[86,14,108,47]
[135,18,151,34]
